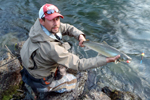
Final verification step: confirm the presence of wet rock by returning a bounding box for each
[80,90,111,100]
[102,86,142,100]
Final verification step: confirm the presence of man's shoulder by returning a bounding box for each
[40,41,61,50]
[60,22,72,27]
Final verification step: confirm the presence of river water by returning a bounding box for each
[0,0,150,99]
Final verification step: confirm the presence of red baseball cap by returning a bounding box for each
[39,4,64,20]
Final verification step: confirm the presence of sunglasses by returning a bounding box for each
[41,9,60,18]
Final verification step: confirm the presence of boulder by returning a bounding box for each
[0,52,22,99]
[102,86,142,100]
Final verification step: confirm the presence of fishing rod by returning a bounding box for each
[0,56,20,67]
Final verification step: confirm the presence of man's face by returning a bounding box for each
[41,17,60,34]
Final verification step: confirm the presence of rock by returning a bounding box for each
[81,90,111,100]
[78,70,111,100]
[0,52,22,99]
[102,86,142,100]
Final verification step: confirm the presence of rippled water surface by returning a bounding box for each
[0,0,150,99]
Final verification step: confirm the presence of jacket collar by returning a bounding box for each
[41,25,62,40]
[29,18,56,43]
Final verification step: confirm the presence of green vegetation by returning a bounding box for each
[2,81,23,100]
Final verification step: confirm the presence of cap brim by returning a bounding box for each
[45,13,64,20]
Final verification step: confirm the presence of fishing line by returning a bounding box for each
[0,56,20,67]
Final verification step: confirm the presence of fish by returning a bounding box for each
[83,41,132,63]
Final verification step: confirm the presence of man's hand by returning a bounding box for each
[79,34,86,47]
[106,55,120,63]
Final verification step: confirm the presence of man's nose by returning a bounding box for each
[53,19,58,25]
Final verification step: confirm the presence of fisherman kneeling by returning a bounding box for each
[20,3,120,97]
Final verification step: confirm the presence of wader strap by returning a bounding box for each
[54,68,58,77]
[43,78,51,85]
[54,67,63,80]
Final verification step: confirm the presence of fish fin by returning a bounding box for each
[84,47,91,51]
[97,53,102,56]
[115,60,119,64]
[102,41,109,45]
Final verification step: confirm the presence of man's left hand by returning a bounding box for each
[106,55,120,63]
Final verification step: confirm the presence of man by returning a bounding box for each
[20,3,120,94]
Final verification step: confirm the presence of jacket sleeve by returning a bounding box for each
[49,43,107,71]
[60,23,85,40]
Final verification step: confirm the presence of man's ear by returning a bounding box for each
[39,19,44,25]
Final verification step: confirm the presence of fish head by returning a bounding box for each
[118,54,132,63]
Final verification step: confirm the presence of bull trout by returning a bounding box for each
[83,41,132,63]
